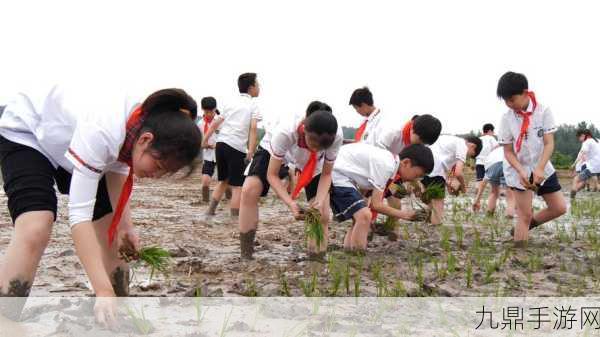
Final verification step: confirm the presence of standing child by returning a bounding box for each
[202,73,261,219]
[239,101,343,260]
[349,87,383,142]
[422,135,482,225]
[496,71,567,245]
[330,143,434,253]
[472,146,516,217]
[475,123,499,190]
[0,85,201,324]
[198,96,219,203]
[570,129,600,198]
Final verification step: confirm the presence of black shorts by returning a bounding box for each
[0,136,112,224]
[510,172,562,196]
[247,146,318,199]
[421,175,447,199]
[202,160,216,176]
[475,164,485,181]
[215,142,247,187]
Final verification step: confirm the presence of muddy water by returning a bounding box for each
[1,170,600,298]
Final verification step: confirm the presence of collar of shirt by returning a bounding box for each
[512,96,536,116]
[366,108,380,123]
[240,93,252,99]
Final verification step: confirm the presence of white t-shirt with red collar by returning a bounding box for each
[356,108,383,143]
[0,85,137,227]
[258,113,343,177]
[364,113,410,155]
[197,117,217,162]
[498,96,557,189]
[428,135,468,179]
[332,142,400,191]
[476,134,499,165]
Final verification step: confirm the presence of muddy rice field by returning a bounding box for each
[1,170,600,299]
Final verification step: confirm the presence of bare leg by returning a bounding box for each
[535,191,567,225]
[90,214,131,295]
[349,208,372,252]
[429,198,445,225]
[201,174,212,202]
[513,190,533,244]
[486,185,500,214]
[505,188,516,218]
[229,186,242,217]
[0,211,54,320]
[206,180,228,215]
[239,177,262,259]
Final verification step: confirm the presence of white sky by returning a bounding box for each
[1,0,598,134]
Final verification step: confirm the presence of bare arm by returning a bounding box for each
[202,117,224,147]
[532,133,555,184]
[311,161,333,207]
[266,156,295,208]
[452,160,467,193]
[247,118,259,159]
[370,189,414,220]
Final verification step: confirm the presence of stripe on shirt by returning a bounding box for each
[68,148,102,174]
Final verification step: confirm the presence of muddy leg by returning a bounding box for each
[0,211,53,321]
[110,266,130,296]
[202,186,210,203]
[240,230,256,260]
[92,214,130,296]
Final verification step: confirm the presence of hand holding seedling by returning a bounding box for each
[532,167,545,185]
[472,200,481,212]
[289,201,305,220]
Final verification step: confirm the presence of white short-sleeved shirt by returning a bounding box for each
[475,134,499,165]
[575,149,585,172]
[498,98,556,189]
[356,108,383,143]
[258,113,343,177]
[483,146,505,170]
[580,138,600,173]
[428,135,468,179]
[197,118,217,162]
[365,114,410,155]
[0,85,137,226]
[332,142,400,191]
[216,93,261,153]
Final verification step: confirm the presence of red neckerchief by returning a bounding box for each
[402,120,413,146]
[354,119,368,142]
[108,105,146,246]
[515,91,537,153]
[291,123,317,199]
[203,115,214,134]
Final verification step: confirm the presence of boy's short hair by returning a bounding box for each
[348,87,373,107]
[201,96,217,110]
[399,144,434,174]
[483,123,494,133]
[466,136,483,157]
[304,110,338,149]
[306,101,332,116]
[497,71,528,100]
[413,114,442,145]
[238,73,257,94]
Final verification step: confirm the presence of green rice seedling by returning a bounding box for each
[304,208,324,248]
[440,226,451,252]
[526,271,533,290]
[279,271,291,296]
[527,253,543,273]
[219,307,233,337]
[572,224,580,241]
[125,305,153,335]
[353,271,361,297]
[465,258,473,288]
[343,263,351,295]
[557,225,571,244]
[402,224,410,241]
[421,183,445,204]
[243,278,259,297]
[483,258,496,284]
[383,215,398,233]
[389,279,407,297]
[298,272,319,297]
[454,223,464,249]
[194,290,207,328]
[328,262,343,296]
[446,252,458,275]
[120,246,172,282]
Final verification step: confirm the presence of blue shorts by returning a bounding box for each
[579,168,596,182]
[330,186,367,222]
[484,162,506,186]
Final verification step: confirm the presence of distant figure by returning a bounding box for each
[496,71,566,246]
[197,97,219,203]
[349,87,383,143]
[472,146,516,218]
[202,73,262,219]
[571,129,600,198]
[475,123,499,185]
